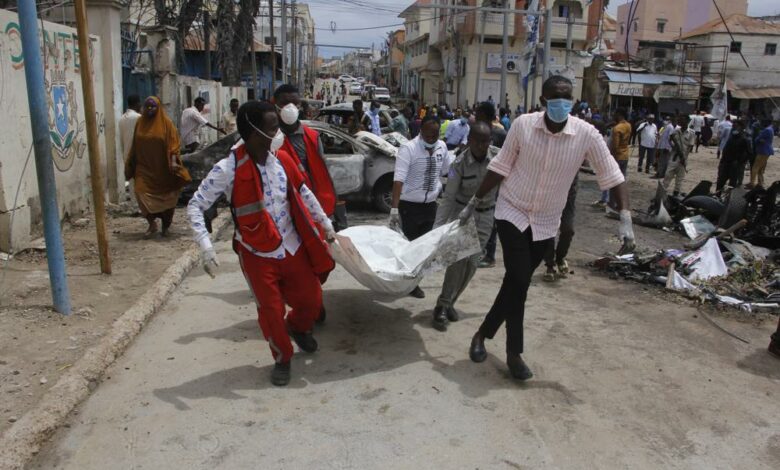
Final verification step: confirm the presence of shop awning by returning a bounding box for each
[603,70,698,85]
[730,86,780,100]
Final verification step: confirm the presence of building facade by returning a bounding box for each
[615,0,747,56]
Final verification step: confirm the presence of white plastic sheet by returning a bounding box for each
[681,239,728,281]
[329,219,482,297]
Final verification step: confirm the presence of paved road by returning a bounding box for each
[31,203,780,469]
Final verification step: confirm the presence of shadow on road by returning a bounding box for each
[154,289,581,410]
[736,348,780,380]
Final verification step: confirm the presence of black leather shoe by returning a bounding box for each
[271,362,291,386]
[446,307,460,322]
[409,286,425,299]
[316,306,327,325]
[506,354,533,380]
[289,329,318,353]
[469,332,487,363]
[432,306,448,332]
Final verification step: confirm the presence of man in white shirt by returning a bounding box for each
[221,98,239,134]
[389,114,451,299]
[444,112,470,151]
[181,97,225,153]
[716,115,733,159]
[459,75,634,381]
[689,110,705,153]
[636,114,658,173]
[118,95,142,162]
[187,101,335,386]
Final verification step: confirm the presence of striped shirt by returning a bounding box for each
[394,136,451,203]
[187,142,331,259]
[488,112,624,241]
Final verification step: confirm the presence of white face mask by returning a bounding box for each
[278,103,300,126]
[249,120,285,153]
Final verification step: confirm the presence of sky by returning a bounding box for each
[308,0,780,59]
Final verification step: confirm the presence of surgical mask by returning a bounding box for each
[422,140,437,150]
[249,120,285,153]
[278,103,299,125]
[371,108,379,116]
[545,98,573,123]
[460,117,467,124]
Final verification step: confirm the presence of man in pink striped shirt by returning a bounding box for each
[459,76,636,381]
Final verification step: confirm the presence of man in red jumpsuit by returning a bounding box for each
[187,100,336,386]
[274,84,340,323]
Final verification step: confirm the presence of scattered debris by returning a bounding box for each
[39,377,47,385]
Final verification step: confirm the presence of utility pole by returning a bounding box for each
[17,0,72,313]
[204,10,211,79]
[499,0,509,110]
[291,0,297,85]
[473,9,486,105]
[251,23,258,99]
[565,12,573,67]
[281,0,287,83]
[268,0,276,95]
[541,3,553,81]
[74,0,111,275]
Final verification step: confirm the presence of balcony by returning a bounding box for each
[549,22,587,42]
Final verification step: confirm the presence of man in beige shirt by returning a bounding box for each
[222,98,239,135]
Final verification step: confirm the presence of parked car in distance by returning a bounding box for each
[356,77,366,84]
[374,87,391,104]
[361,84,376,100]
[338,74,355,83]
[349,83,363,95]
[314,102,393,134]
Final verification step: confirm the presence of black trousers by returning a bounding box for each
[716,158,742,191]
[399,200,437,241]
[544,182,577,267]
[479,221,553,355]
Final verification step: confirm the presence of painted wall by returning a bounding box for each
[692,32,780,89]
[0,8,106,252]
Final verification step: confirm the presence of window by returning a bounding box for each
[653,49,667,59]
[633,21,638,33]
[620,23,624,35]
[766,43,777,55]
[730,41,742,53]
[656,20,666,33]
[558,5,569,18]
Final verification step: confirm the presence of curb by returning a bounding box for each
[0,213,233,470]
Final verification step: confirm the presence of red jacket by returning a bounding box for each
[230,144,334,276]
[281,125,337,217]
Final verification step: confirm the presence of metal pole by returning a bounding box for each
[499,0,509,110]
[268,0,276,95]
[542,6,553,80]
[204,10,211,79]
[17,0,72,313]
[74,0,111,275]
[291,0,297,85]
[473,10,486,105]
[251,24,258,98]
[280,0,287,83]
[565,12,573,67]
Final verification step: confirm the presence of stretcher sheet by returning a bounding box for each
[329,218,482,297]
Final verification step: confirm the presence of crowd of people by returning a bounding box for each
[116,77,778,386]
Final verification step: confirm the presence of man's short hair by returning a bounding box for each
[475,101,496,123]
[542,75,573,96]
[237,100,275,142]
[273,84,299,100]
[370,100,380,109]
[421,114,440,127]
[614,107,628,120]
[194,97,206,106]
[469,120,491,137]
[230,98,239,104]
[127,95,141,109]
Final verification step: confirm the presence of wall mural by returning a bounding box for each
[4,18,98,171]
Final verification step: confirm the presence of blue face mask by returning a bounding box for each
[371,108,379,116]
[423,140,437,150]
[545,98,573,123]
[460,117,467,124]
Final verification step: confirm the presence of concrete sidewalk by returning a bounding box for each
[30,234,780,469]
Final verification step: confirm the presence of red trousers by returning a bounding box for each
[237,245,322,363]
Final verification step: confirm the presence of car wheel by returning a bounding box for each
[372,176,393,213]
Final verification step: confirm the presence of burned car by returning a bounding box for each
[179,122,398,213]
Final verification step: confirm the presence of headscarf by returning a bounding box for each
[125,96,190,193]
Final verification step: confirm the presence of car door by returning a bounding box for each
[318,129,365,196]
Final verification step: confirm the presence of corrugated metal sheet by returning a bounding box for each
[730,87,780,100]
[604,70,697,85]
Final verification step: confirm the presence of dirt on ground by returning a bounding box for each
[0,201,198,434]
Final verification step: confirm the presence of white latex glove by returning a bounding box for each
[199,238,219,278]
[458,196,480,226]
[618,209,636,255]
[322,219,337,242]
[388,208,403,234]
